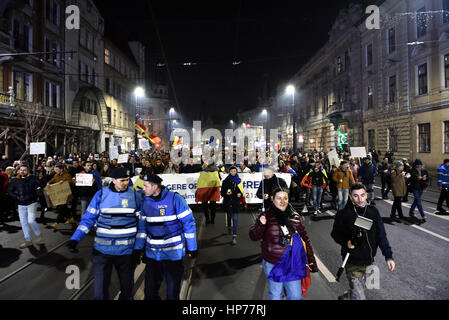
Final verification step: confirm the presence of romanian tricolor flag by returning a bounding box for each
[135,122,155,144]
[301,238,312,297]
[195,170,221,203]
[172,136,182,147]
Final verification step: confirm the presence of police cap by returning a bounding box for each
[110,167,129,179]
[143,174,163,184]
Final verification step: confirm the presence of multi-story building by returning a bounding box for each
[0,0,66,158]
[103,38,144,152]
[362,0,449,172]
[285,4,365,153]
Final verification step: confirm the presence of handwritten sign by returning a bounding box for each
[44,181,72,207]
[30,142,46,155]
[118,153,129,164]
[109,146,119,160]
[76,173,93,186]
[139,139,151,151]
[350,147,367,158]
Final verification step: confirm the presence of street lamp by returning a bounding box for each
[134,86,145,150]
[285,85,296,152]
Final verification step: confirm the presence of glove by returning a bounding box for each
[132,250,143,265]
[67,240,79,253]
[186,250,198,258]
[308,262,319,273]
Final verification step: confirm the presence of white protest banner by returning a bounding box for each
[139,139,150,151]
[328,149,340,167]
[192,148,202,156]
[118,153,129,164]
[350,147,367,158]
[109,146,119,160]
[76,173,93,186]
[156,172,291,205]
[30,142,46,155]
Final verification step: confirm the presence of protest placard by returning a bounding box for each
[109,146,119,160]
[44,181,72,207]
[350,147,367,158]
[328,149,340,167]
[76,173,93,186]
[118,153,129,164]
[139,139,151,151]
[30,142,46,155]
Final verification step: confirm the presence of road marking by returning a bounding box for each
[325,210,335,216]
[410,225,449,243]
[314,254,336,283]
[114,262,146,300]
[374,185,437,210]
[383,199,449,222]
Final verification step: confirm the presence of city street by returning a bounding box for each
[1,182,448,300]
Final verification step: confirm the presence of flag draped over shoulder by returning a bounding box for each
[301,238,312,297]
[195,170,221,202]
[229,173,246,208]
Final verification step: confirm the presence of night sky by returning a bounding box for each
[93,0,364,124]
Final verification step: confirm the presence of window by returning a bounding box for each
[417,7,427,38]
[46,0,60,26]
[120,111,123,127]
[367,86,373,109]
[105,49,110,64]
[86,30,92,51]
[444,121,449,153]
[113,110,117,126]
[13,20,31,52]
[322,94,328,114]
[106,78,111,94]
[344,86,349,102]
[366,44,373,67]
[45,37,60,66]
[418,63,428,95]
[106,107,111,124]
[444,0,449,24]
[125,113,128,128]
[389,75,396,103]
[418,123,431,152]
[344,51,350,70]
[445,54,449,88]
[368,129,375,150]
[12,71,33,102]
[24,74,32,102]
[44,80,60,108]
[388,127,398,152]
[388,27,396,54]
[336,56,343,74]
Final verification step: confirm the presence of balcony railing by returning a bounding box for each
[327,101,353,116]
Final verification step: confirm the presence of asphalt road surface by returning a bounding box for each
[1,183,448,300]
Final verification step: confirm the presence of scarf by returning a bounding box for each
[270,203,292,228]
[228,173,241,186]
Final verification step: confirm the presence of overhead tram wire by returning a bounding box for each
[146,0,181,111]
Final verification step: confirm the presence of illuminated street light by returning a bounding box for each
[134,86,145,98]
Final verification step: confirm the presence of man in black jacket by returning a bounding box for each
[378,158,391,199]
[256,167,287,210]
[331,183,395,300]
[221,166,243,245]
[7,164,43,248]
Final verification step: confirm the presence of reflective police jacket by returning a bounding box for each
[70,184,142,255]
[134,186,197,261]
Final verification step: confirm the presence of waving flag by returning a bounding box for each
[195,170,221,202]
[172,136,182,147]
[135,122,155,144]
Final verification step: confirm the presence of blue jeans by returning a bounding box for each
[262,259,302,300]
[337,189,349,210]
[226,210,238,236]
[306,188,312,205]
[312,185,323,211]
[410,189,425,217]
[18,202,40,241]
[80,198,89,217]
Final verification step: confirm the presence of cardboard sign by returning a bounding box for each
[139,139,151,151]
[118,153,129,164]
[109,146,119,160]
[76,173,93,186]
[350,147,367,158]
[44,181,72,207]
[30,142,46,155]
[328,149,340,167]
[192,148,202,156]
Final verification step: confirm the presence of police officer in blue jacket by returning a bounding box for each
[134,174,197,300]
[67,167,142,300]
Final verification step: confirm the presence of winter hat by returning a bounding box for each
[395,161,404,168]
[414,159,423,166]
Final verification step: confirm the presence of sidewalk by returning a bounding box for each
[188,208,335,300]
